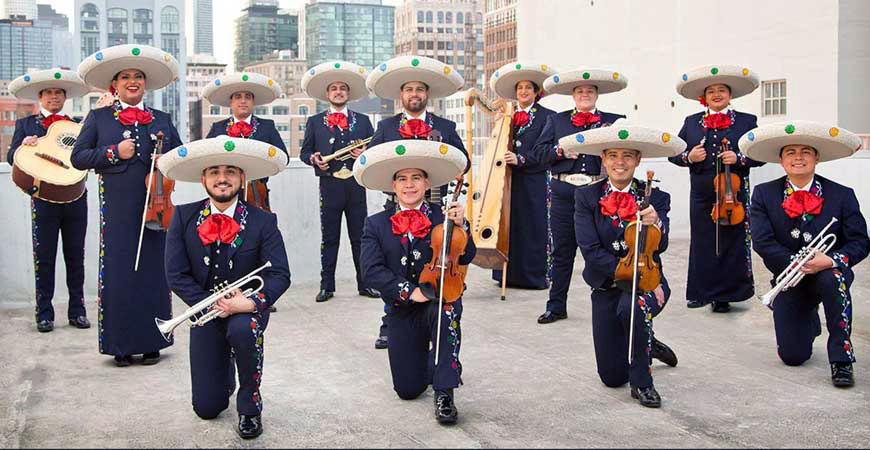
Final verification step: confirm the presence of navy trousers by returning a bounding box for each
[590,284,669,389]
[772,267,855,366]
[30,195,88,322]
[319,176,367,292]
[547,179,579,314]
[190,310,270,418]
[386,299,463,399]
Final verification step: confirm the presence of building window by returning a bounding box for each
[298,123,305,131]
[254,106,268,115]
[417,11,424,23]
[426,11,433,23]
[133,8,152,35]
[210,105,221,115]
[457,12,463,24]
[762,79,786,116]
[276,124,289,131]
[161,6,179,34]
[272,106,289,115]
[437,11,444,23]
[437,41,445,50]
[417,41,425,50]
[298,105,309,116]
[446,12,452,24]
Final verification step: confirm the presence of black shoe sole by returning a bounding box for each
[630,389,661,408]
[238,429,263,439]
[686,301,709,309]
[68,320,91,329]
[833,378,855,388]
[37,326,53,333]
[436,415,458,424]
[114,357,133,367]
[537,314,567,324]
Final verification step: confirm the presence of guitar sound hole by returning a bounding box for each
[496,160,503,167]
[472,192,480,201]
[59,135,77,148]
[481,227,493,240]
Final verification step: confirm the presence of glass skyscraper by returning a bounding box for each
[0,19,53,80]
[234,0,299,71]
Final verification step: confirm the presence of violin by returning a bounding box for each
[614,170,662,293]
[245,180,270,212]
[711,137,744,226]
[144,131,175,231]
[418,176,470,304]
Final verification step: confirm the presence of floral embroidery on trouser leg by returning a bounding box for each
[249,316,265,412]
[30,199,41,321]
[832,269,855,362]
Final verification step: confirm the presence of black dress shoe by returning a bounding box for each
[374,335,388,349]
[434,390,458,424]
[36,320,54,333]
[238,414,263,439]
[359,288,381,298]
[631,385,661,408]
[268,305,277,312]
[68,316,91,329]
[141,351,161,365]
[831,363,855,388]
[114,355,134,367]
[651,337,678,367]
[537,311,567,324]
[686,299,709,309]
[712,301,731,313]
[315,290,334,303]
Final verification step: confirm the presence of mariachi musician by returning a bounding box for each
[742,121,869,388]
[364,55,469,349]
[487,61,557,290]
[356,139,474,424]
[72,44,183,367]
[534,69,627,324]
[7,69,92,333]
[668,65,764,313]
[161,137,291,438]
[568,120,681,408]
[299,61,378,303]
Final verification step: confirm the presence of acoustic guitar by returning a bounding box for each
[11,120,87,203]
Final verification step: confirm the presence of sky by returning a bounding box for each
[39,0,402,71]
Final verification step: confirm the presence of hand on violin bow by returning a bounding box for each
[719,150,737,165]
[409,287,430,303]
[349,144,366,159]
[118,138,136,159]
[504,150,518,166]
[444,201,466,227]
[214,288,256,317]
[800,252,835,274]
[653,284,666,307]
[687,143,706,163]
[639,205,660,227]
[311,152,330,170]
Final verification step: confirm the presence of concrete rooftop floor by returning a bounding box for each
[1,238,869,448]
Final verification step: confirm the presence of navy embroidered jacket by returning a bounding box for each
[533,110,625,175]
[7,114,80,164]
[206,116,287,156]
[299,110,374,176]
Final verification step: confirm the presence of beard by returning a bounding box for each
[329,97,347,108]
[402,96,426,113]
[206,183,241,203]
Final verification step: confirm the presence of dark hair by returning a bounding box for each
[704,83,732,94]
[573,84,599,94]
[230,90,255,100]
[778,145,818,158]
[392,168,429,180]
[202,165,244,175]
[38,87,67,97]
[112,70,146,81]
[401,81,429,91]
[515,80,542,102]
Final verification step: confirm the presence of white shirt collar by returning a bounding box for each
[209,198,238,217]
[789,176,815,192]
[329,106,348,115]
[575,107,597,115]
[403,110,427,122]
[709,106,731,115]
[399,202,423,211]
[40,107,62,117]
[609,181,632,193]
[518,103,534,114]
[119,99,145,109]
[233,115,251,125]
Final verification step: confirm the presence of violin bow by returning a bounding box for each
[626,188,644,365]
[434,178,464,366]
[134,132,164,271]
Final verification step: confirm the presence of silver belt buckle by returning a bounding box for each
[559,173,593,186]
[331,167,354,180]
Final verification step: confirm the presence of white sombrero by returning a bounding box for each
[366,56,463,100]
[676,65,759,100]
[560,119,685,159]
[78,44,179,91]
[9,69,91,100]
[353,140,466,192]
[301,61,369,102]
[202,72,282,107]
[158,137,288,182]
[490,61,557,100]
[738,121,862,164]
[543,69,627,95]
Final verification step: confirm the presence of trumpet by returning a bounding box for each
[320,137,372,163]
[759,217,838,309]
[155,261,272,342]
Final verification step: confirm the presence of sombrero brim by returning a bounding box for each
[9,70,91,100]
[367,57,463,100]
[560,123,685,159]
[353,140,466,192]
[203,76,281,107]
[158,137,288,182]
[676,65,759,100]
[78,45,179,91]
[738,121,862,163]
[490,62,556,100]
[302,62,369,102]
[543,70,627,95]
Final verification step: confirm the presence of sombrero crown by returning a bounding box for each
[676,65,759,100]
[203,72,282,107]
[302,61,369,102]
[353,140,466,192]
[489,61,557,100]
[543,69,627,95]
[738,121,862,163]
[9,69,91,101]
[158,137,288,182]
[560,119,685,158]
[366,56,463,100]
[78,44,179,91]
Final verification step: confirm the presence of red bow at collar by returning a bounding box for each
[782,190,824,219]
[398,118,432,139]
[197,213,241,246]
[599,191,638,221]
[512,111,530,127]
[228,120,254,138]
[42,114,71,129]
[326,112,349,130]
[704,112,732,130]
[390,209,431,239]
[118,107,153,126]
[571,111,600,128]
